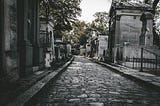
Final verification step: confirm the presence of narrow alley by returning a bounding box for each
[27,56,160,106]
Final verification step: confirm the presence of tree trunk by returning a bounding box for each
[153,0,159,15]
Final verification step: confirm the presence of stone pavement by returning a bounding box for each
[27,56,160,106]
[91,58,160,90]
[5,57,74,106]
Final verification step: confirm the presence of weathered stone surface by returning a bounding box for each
[77,94,88,98]
[89,102,104,106]
[68,98,80,103]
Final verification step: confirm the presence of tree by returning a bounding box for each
[40,0,82,32]
[144,0,159,15]
[143,0,160,46]
[92,12,109,34]
[63,21,85,44]
[62,21,93,46]
[120,0,142,2]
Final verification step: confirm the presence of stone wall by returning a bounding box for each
[123,46,156,59]
[120,15,142,45]
[97,35,108,58]
[0,0,41,81]
[3,0,19,81]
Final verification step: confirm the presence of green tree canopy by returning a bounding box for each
[91,12,109,34]
[144,0,160,15]
[62,21,92,46]
[40,0,82,32]
[62,21,83,44]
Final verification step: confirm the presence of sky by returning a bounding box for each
[78,0,112,22]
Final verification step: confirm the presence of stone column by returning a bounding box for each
[17,0,33,77]
[145,15,153,46]
[140,12,153,46]
[33,0,40,69]
[113,15,121,63]
[0,0,5,76]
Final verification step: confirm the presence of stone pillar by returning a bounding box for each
[0,0,19,80]
[113,15,121,63]
[17,0,33,77]
[145,15,153,46]
[33,0,40,69]
[0,0,5,76]
[140,12,153,46]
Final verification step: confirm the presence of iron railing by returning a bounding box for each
[125,48,160,73]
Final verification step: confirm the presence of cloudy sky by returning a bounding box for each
[78,0,112,22]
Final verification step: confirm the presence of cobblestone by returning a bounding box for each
[29,56,160,105]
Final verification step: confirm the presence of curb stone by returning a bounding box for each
[7,57,74,106]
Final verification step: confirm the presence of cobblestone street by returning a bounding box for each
[29,56,160,106]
